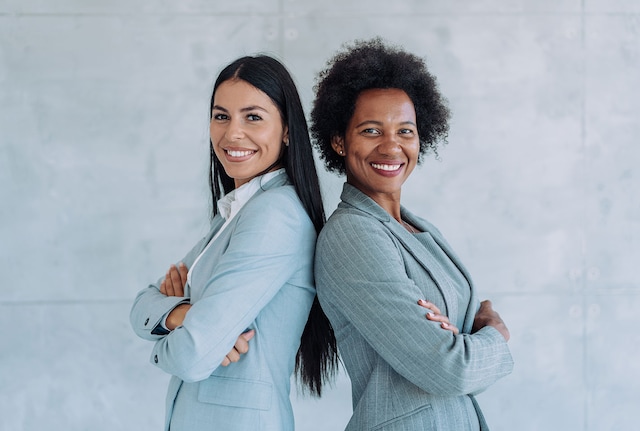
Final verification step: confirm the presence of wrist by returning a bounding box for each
[488,321,510,341]
[166,304,190,330]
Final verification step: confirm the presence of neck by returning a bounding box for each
[233,163,283,189]
[362,189,402,222]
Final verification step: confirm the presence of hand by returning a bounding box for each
[160,263,188,297]
[221,330,256,366]
[166,303,192,330]
[418,299,459,335]
[472,300,510,341]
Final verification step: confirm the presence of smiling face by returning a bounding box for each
[210,79,288,188]
[332,88,419,209]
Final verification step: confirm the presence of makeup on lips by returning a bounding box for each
[223,148,257,162]
[370,161,405,176]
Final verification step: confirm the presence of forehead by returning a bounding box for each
[214,79,275,108]
[351,88,416,122]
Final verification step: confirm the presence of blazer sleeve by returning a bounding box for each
[129,235,209,341]
[149,189,316,383]
[315,213,513,397]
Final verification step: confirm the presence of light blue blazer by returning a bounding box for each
[315,183,514,431]
[130,174,316,431]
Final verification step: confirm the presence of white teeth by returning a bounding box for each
[371,163,401,171]
[227,150,255,157]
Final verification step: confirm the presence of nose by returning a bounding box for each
[377,134,402,156]
[225,117,244,141]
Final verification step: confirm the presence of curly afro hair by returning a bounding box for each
[310,37,450,175]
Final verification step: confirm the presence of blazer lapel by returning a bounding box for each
[402,210,478,333]
[187,172,291,298]
[205,171,291,247]
[339,184,458,319]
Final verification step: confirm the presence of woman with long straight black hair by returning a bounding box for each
[131,55,338,431]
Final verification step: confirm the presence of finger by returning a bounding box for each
[160,279,167,295]
[221,356,231,367]
[234,330,255,355]
[426,312,448,323]
[169,265,184,297]
[480,299,493,310]
[425,312,459,335]
[164,270,175,296]
[418,299,442,315]
[226,349,240,363]
[441,321,459,335]
[241,329,255,341]
[178,262,188,288]
[234,338,249,355]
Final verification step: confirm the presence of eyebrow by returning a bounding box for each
[354,120,417,128]
[212,105,269,113]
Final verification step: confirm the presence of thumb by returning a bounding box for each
[241,329,255,341]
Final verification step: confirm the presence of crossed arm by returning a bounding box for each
[157,257,509,373]
[151,213,509,377]
[421,298,510,341]
[160,262,255,367]
[316,214,513,396]
[159,264,487,366]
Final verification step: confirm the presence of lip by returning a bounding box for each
[222,147,257,162]
[370,161,405,177]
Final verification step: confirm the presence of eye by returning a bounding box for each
[246,113,262,121]
[212,113,228,121]
[399,128,415,136]
[361,128,381,135]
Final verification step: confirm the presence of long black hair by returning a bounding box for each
[208,55,338,396]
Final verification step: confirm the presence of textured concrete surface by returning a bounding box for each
[1,1,638,430]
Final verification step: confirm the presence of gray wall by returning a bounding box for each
[1,0,639,430]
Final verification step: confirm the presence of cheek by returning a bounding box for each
[407,142,420,162]
[343,156,363,179]
[209,123,217,142]
[210,127,224,155]
[266,129,286,151]
[272,128,286,145]
[346,147,369,168]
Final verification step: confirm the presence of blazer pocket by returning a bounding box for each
[371,404,435,431]
[197,375,272,411]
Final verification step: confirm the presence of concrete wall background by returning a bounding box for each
[1,1,639,430]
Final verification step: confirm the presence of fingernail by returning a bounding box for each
[418,299,426,305]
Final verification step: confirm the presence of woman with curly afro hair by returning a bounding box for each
[311,38,513,431]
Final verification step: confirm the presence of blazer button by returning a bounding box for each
[154,355,158,364]
[144,318,149,326]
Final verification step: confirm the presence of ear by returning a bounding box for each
[283,126,289,146]
[331,135,345,156]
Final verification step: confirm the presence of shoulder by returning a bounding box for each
[321,207,390,243]
[247,184,303,214]
[239,184,315,239]
[242,184,308,221]
[317,207,400,263]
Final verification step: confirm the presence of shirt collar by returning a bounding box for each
[217,169,286,220]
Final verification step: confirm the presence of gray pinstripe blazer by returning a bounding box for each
[315,183,513,431]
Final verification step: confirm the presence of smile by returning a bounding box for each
[225,149,256,157]
[370,162,403,172]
